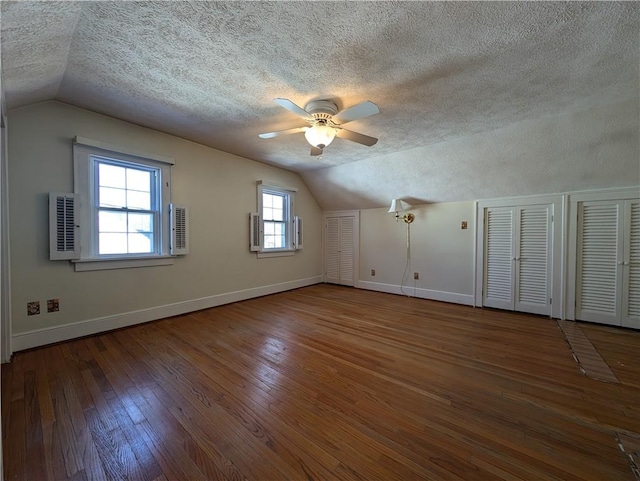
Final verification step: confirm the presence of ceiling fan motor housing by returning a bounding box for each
[305,100,338,121]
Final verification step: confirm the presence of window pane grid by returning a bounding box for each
[98,162,153,211]
[262,193,285,221]
[263,221,286,249]
[97,209,155,255]
[95,159,159,256]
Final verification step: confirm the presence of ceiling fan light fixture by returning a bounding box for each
[304,123,336,149]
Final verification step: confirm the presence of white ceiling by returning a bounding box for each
[2,1,639,210]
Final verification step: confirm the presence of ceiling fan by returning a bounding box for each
[259,98,379,156]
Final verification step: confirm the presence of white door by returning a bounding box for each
[576,200,623,326]
[483,204,552,315]
[578,199,640,328]
[622,200,640,328]
[324,216,355,286]
[483,207,514,310]
[515,205,553,315]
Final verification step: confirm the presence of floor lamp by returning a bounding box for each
[388,199,415,296]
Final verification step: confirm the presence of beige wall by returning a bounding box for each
[359,201,475,303]
[8,101,322,339]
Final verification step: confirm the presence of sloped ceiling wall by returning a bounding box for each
[1,1,638,210]
[306,98,639,210]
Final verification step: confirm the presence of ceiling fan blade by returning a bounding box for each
[274,98,314,121]
[310,146,323,156]
[335,128,378,146]
[258,127,306,139]
[331,100,379,125]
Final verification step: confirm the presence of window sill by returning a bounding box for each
[72,256,175,272]
[257,250,296,259]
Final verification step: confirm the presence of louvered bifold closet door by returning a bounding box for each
[514,205,552,316]
[622,200,640,328]
[325,217,340,284]
[576,201,623,326]
[339,216,355,286]
[483,207,515,310]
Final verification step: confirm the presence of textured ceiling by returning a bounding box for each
[1,1,639,209]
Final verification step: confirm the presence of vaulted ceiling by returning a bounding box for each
[2,1,638,210]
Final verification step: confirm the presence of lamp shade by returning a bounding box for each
[388,198,410,213]
[304,124,336,149]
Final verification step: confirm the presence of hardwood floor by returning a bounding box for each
[3,284,640,480]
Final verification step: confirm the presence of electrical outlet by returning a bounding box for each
[371,269,376,276]
[27,301,40,316]
[47,298,60,313]
[414,272,419,280]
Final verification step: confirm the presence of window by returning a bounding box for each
[262,189,288,249]
[72,137,175,270]
[95,159,158,255]
[252,183,301,256]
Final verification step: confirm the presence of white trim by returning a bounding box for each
[474,204,485,306]
[358,281,474,306]
[472,201,478,307]
[256,180,298,192]
[476,187,639,206]
[560,194,569,320]
[72,256,175,272]
[0,106,11,363]
[566,186,640,203]
[12,276,323,352]
[74,136,175,165]
[257,250,295,258]
[0,93,5,481]
[323,209,360,217]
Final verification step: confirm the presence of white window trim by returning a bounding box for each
[73,137,175,271]
[74,136,175,165]
[72,256,174,272]
[257,251,296,259]
[256,182,297,257]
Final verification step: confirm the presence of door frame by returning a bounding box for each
[475,194,564,319]
[566,187,640,321]
[1,99,10,363]
[322,210,360,287]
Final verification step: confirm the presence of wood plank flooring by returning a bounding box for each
[3,284,640,480]
[558,320,620,383]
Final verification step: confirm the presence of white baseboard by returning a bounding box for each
[12,276,323,352]
[358,281,474,306]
